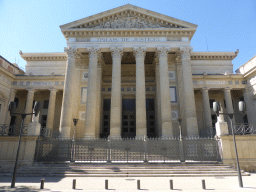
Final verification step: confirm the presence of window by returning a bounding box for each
[41,115,47,127]
[209,99,215,108]
[169,87,177,103]
[14,97,19,108]
[43,100,49,109]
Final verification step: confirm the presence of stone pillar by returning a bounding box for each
[95,61,103,138]
[109,47,123,139]
[134,47,147,138]
[84,48,100,138]
[224,87,235,131]
[46,89,57,133]
[24,89,35,125]
[176,54,186,135]
[59,47,76,137]
[155,63,162,137]
[216,100,229,136]
[180,47,198,136]
[201,87,212,128]
[157,47,173,137]
[4,89,16,124]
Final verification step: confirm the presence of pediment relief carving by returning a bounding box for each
[71,14,187,29]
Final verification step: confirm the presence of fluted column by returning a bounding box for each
[84,48,100,138]
[201,87,212,128]
[95,60,103,138]
[134,47,147,138]
[24,89,35,125]
[46,89,57,132]
[157,47,173,137]
[4,89,16,124]
[109,47,123,139]
[180,47,198,136]
[155,63,162,136]
[59,47,76,137]
[176,54,186,135]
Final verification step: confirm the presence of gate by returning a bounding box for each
[36,137,221,163]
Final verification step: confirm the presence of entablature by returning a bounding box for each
[20,52,67,61]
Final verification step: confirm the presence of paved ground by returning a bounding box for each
[0,174,256,192]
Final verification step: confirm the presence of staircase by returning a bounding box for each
[1,163,250,177]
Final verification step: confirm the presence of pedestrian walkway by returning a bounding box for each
[1,174,256,191]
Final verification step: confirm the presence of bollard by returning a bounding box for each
[105,179,108,190]
[40,178,44,189]
[73,179,76,189]
[170,180,173,190]
[202,180,206,190]
[137,180,140,190]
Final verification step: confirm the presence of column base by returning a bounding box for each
[161,135,174,140]
[59,126,71,138]
[216,121,229,136]
[135,135,147,140]
[83,135,96,139]
[108,135,122,140]
[185,117,199,136]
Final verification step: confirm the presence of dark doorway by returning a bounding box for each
[122,99,136,138]
[101,99,111,138]
[146,98,156,138]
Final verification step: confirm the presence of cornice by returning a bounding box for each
[20,52,67,61]
[0,65,16,79]
[62,28,195,40]
[15,75,65,80]
[190,52,238,60]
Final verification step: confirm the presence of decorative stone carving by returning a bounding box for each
[110,47,123,59]
[64,47,77,59]
[133,47,146,59]
[175,52,182,63]
[156,47,169,58]
[87,47,100,59]
[180,47,193,59]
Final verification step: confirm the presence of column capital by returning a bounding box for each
[224,87,232,91]
[48,88,58,93]
[133,47,146,59]
[175,52,182,63]
[156,47,169,58]
[10,89,17,93]
[88,47,100,59]
[201,87,210,91]
[180,47,193,59]
[110,47,123,59]
[26,89,35,93]
[64,47,77,59]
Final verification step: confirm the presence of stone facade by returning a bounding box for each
[0,4,255,140]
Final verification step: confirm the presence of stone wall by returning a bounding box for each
[0,136,38,172]
[220,135,256,172]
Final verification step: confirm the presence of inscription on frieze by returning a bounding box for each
[91,37,166,42]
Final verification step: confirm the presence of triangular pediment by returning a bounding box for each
[60,4,197,30]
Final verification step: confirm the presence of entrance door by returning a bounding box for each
[122,99,136,138]
[101,99,111,138]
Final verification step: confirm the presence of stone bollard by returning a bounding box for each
[137,180,140,190]
[105,179,108,189]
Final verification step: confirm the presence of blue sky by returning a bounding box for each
[0,0,255,72]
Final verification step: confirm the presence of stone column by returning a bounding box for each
[46,89,57,133]
[134,47,147,138]
[24,89,35,125]
[95,61,103,138]
[4,89,16,124]
[59,47,76,137]
[180,47,198,136]
[201,87,212,128]
[157,47,173,137]
[109,47,123,139]
[155,63,162,137]
[176,54,186,135]
[84,48,100,138]
[224,87,235,131]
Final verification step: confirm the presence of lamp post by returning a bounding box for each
[177,118,185,162]
[71,118,78,162]
[213,101,245,188]
[8,101,42,188]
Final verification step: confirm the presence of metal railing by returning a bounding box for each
[234,124,255,135]
[0,124,28,136]
[35,137,221,163]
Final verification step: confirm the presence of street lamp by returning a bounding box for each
[177,118,185,162]
[71,118,78,162]
[9,101,42,188]
[213,101,245,188]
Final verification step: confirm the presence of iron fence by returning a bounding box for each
[234,124,255,135]
[35,137,221,163]
[0,124,28,136]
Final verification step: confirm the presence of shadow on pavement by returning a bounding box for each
[0,177,63,183]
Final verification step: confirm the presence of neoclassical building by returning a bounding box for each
[1,4,255,139]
